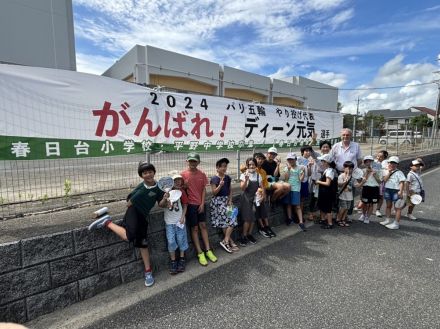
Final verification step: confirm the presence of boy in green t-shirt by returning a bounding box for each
[88,162,169,287]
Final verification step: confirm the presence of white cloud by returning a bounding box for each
[306,0,347,11]
[306,70,347,87]
[73,0,354,73]
[268,66,295,79]
[72,0,440,117]
[340,55,438,114]
[364,93,388,100]
[76,52,118,75]
[329,8,354,29]
[399,80,423,96]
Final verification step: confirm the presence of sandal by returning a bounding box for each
[219,240,232,253]
[229,241,240,252]
[337,220,350,227]
[321,224,334,229]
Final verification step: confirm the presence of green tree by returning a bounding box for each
[343,114,354,128]
[409,114,432,130]
[363,112,385,129]
[337,102,343,113]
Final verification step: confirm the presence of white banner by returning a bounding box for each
[0,64,342,159]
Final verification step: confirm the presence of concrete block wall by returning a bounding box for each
[0,194,285,323]
[1,152,438,323]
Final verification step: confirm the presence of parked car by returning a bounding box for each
[378,131,422,145]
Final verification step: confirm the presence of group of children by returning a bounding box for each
[325,150,425,231]
[88,147,425,288]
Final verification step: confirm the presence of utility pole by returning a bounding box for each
[352,97,360,140]
[434,78,440,146]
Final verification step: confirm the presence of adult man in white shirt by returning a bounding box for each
[331,128,362,216]
[331,128,362,173]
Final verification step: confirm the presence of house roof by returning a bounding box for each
[410,106,436,116]
[366,109,419,119]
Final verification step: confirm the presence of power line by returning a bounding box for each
[308,81,436,91]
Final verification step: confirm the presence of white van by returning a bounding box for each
[379,131,422,145]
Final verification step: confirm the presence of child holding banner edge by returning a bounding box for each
[88,162,169,287]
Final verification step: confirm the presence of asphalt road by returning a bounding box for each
[28,166,440,329]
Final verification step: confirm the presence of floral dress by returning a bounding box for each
[210,175,236,228]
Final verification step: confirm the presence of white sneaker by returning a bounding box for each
[375,210,382,217]
[380,218,392,226]
[407,214,417,220]
[358,214,365,222]
[363,217,370,224]
[385,221,399,230]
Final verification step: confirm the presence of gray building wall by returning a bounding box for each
[297,76,338,112]
[0,0,76,70]
[271,78,306,104]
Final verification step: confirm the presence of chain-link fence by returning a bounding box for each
[2,131,439,219]
[0,148,273,219]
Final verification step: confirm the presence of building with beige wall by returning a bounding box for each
[103,44,338,112]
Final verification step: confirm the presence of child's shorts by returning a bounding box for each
[384,188,399,202]
[361,186,379,204]
[282,191,301,205]
[186,204,206,228]
[165,224,189,252]
[338,199,351,210]
[121,206,149,248]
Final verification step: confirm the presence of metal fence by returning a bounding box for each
[1,133,439,219]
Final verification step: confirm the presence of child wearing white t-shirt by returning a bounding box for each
[164,174,189,274]
[380,156,406,230]
[405,159,425,220]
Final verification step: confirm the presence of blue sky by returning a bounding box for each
[72,0,440,114]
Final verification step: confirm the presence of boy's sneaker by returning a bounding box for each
[266,226,276,237]
[220,240,233,253]
[407,214,417,220]
[363,217,370,224]
[380,218,392,226]
[205,249,218,263]
[375,210,383,217]
[169,260,178,275]
[358,214,365,222]
[239,236,249,247]
[258,227,271,238]
[298,223,306,231]
[246,234,257,244]
[88,214,112,230]
[197,252,208,266]
[177,258,186,272]
[385,221,400,230]
[144,271,155,287]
